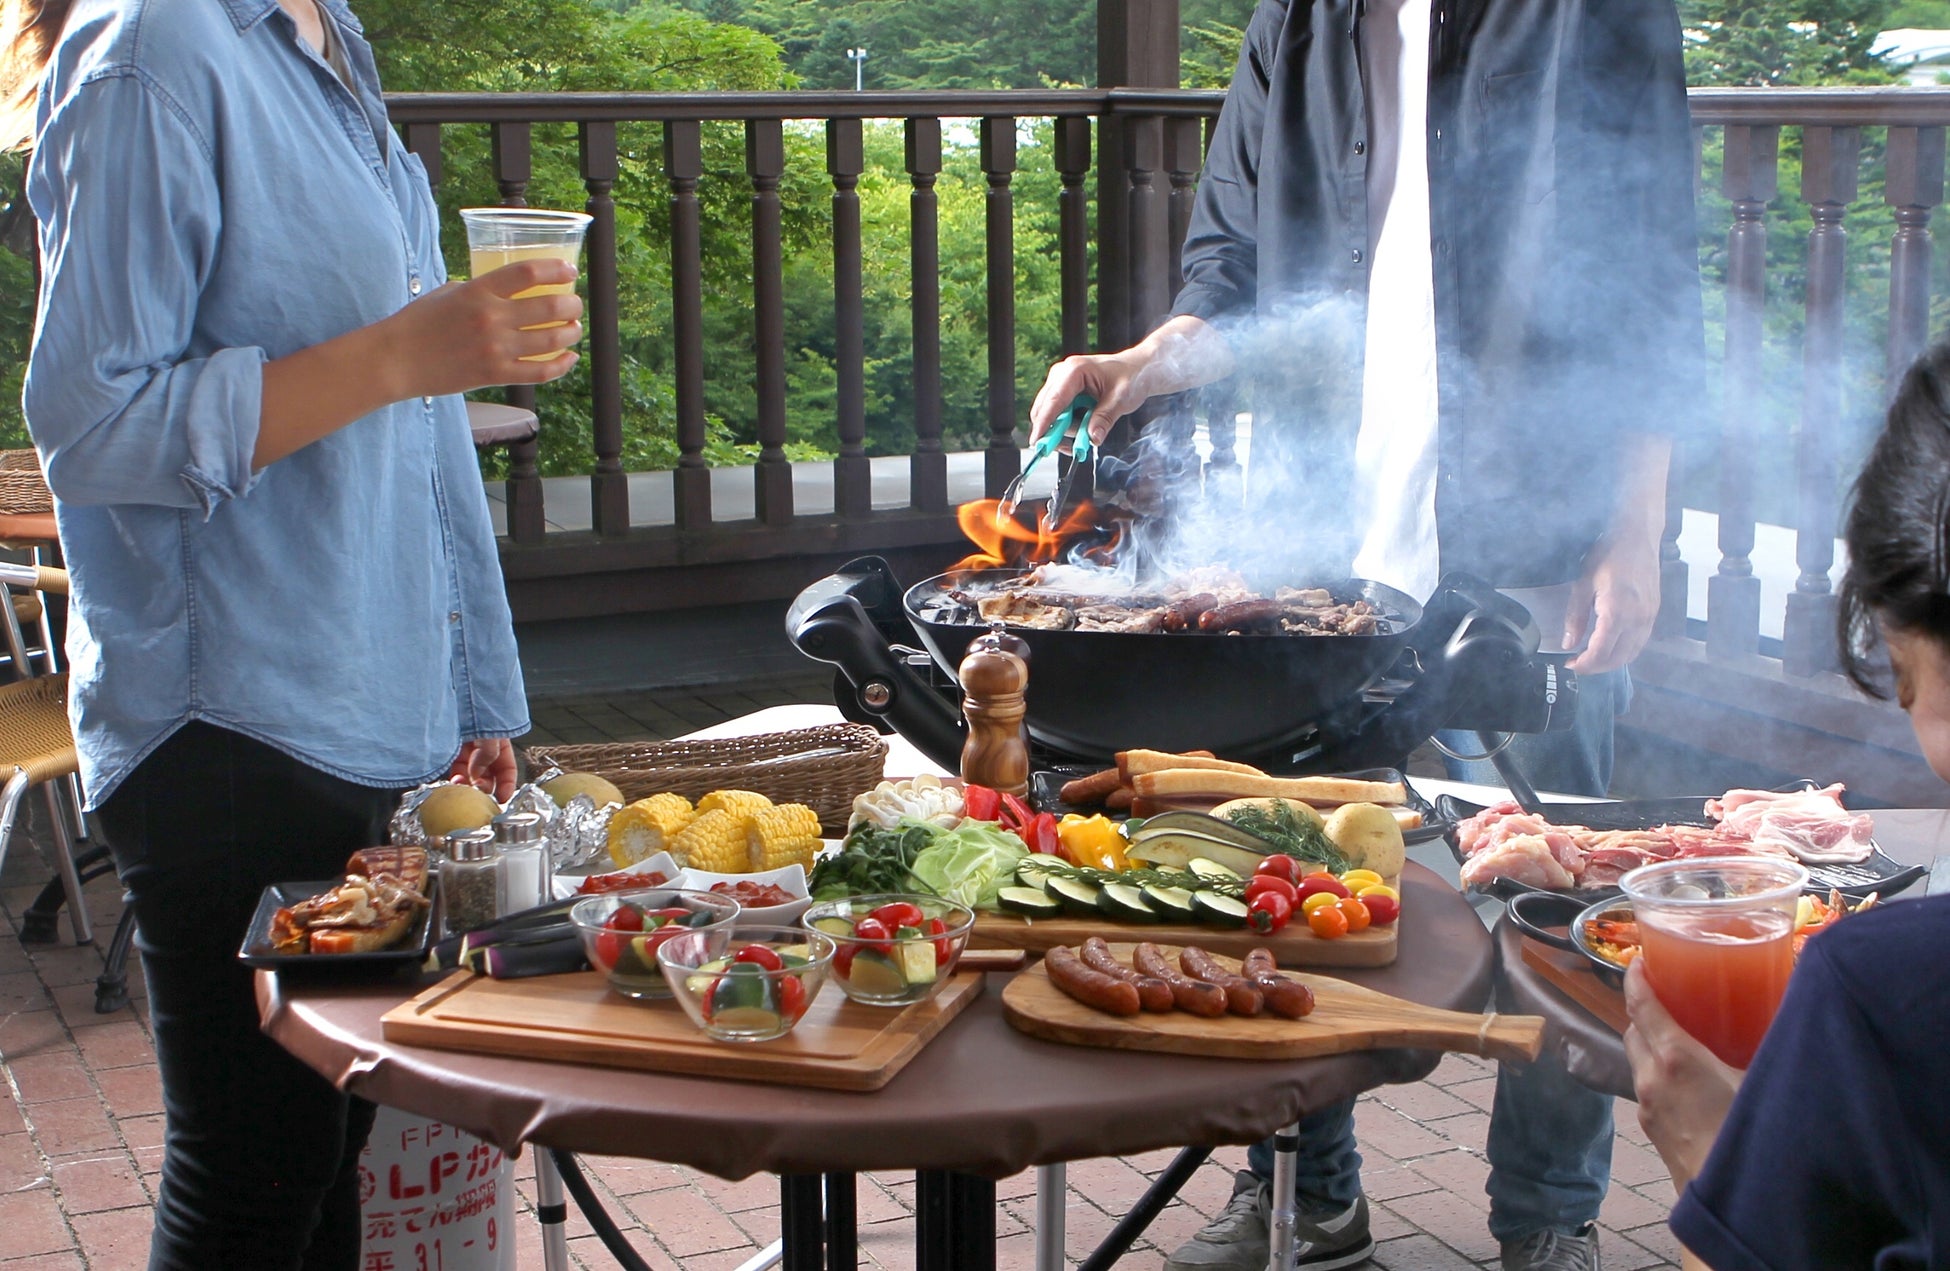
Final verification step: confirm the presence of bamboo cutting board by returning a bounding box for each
[381,969,982,1091]
[1002,944,1541,1065]
[972,913,1397,968]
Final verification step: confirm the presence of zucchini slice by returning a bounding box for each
[1015,855,1071,890]
[1046,876,1104,916]
[1190,891,1251,926]
[1097,882,1160,924]
[1186,857,1243,883]
[996,886,1063,917]
[1140,883,1198,922]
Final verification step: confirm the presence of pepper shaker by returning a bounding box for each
[491,810,551,913]
[959,623,1031,796]
[439,827,501,938]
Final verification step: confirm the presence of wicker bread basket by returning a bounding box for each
[0,451,51,516]
[524,723,890,834]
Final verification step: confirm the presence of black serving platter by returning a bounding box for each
[237,878,438,975]
[1504,891,1631,987]
[1031,766,1447,843]
[1437,783,1927,902]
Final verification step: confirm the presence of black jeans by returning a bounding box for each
[97,722,401,1271]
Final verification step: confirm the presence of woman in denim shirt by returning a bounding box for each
[4,0,581,1264]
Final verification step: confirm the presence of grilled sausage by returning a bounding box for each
[1178,946,1266,1016]
[1079,937,1175,1012]
[1045,947,1142,1016]
[1131,942,1228,1017]
[1198,599,1283,633]
[1241,948,1317,1020]
[1104,785,1137,811]
[1059,767,1125,806]
[1164,593,1218,632]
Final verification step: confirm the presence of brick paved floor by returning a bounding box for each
[0,676,1682,1269]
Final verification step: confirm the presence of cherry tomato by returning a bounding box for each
[1244,876,1300,906]
[1339,869,1386,890]
[733,943,785,972]
[833,942,858,977]
[1308,905,1350,939]
[867,902,926,931]
[1361,894,1401,925]
[1254,854,1302,884]
[777,972,809,1022]
[594,932,627,970]
[925,916,954,964]
[963,784,1001,823]
[604,907,645,932]
[638,926,679,955]
[1357,883,1400,902]
[852,916,892,946]
[1296,875,1351,901]
[1337,897,1372,932]
[1247,891,1292,935]
[1300,892,1341,915]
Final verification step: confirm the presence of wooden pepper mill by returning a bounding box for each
[959,623,1032,796]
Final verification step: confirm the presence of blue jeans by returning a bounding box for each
[1249,670,1627,1237]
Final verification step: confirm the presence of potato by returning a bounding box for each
[1212,797,1326,831]
[1323,802,1405,878]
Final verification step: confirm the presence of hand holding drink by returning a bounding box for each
[461,207,592,361]
[1619,856,1808,1069]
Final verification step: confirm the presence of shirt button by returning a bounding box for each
[409,276,422,295]
[1353,140,1366,155]
[422,396,433,407]
[449,611,462,623]
[1352,249,1364,264]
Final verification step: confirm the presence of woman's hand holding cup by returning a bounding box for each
[384,259,584,398]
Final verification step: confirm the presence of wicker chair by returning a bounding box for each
[0,563,89,953]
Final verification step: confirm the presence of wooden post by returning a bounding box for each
[580,122,626,537]
[748,119,793,525]
[1886,126,1945,390]
[491,122,545,546]
[982,117,1019,498]
[665,120,711,531]
[1096,0,1180,352]
[1166,116,1203,298]
[829,118,871,519]
[907,118,948,513]
[1055,116,1093,357]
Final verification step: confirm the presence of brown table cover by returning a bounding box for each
[1491,806,1950,1103]
[260,863,1498,1181]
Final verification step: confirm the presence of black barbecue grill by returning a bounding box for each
[787,555,1579,777]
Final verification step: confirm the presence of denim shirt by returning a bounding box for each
[24,0,529,807]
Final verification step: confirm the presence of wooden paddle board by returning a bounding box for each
[1001,944,1541,1065]
[972,912,1396,968]
[1518,938,1629,1035]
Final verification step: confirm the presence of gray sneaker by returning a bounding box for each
[1499,1222,1600,1271]
[1163,1172,1375,1271]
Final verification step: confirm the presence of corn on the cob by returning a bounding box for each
[669,808,747,871]
[697,789,773,820]
[605,792,696,868]
[745,804,822,872]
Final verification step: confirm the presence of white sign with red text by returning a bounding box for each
[359,1106,516,1271]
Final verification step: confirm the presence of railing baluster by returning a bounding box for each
[748,119,792,525]
[405,122,442,185]
[906,118,947,513]
[1886,126,1946,388]
[580,122,626,536]
[491,122,545,546]
[1706,125,1777,663]
[1782,126,1858,677]
[1165,116,1202,299]
[1125,115,1168,353]
[829,119,871,519]
[982,117,1019,497]
[1661,128,1710,640]
[665,120,710,530]
[1055,117,1092,357]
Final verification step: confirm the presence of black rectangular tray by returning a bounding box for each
[237,877,438,975]
[1032,766,1446,843]
[1437,785,1927,902]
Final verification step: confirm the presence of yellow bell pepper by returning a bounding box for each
[1058,813,1129,871]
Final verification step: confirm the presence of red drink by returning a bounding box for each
[1636,909,1795,1068]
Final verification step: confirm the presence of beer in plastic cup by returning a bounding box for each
[1619,856,1808,1068]
[459,207,592,361]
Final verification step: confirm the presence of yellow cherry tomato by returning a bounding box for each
[1057,813,1128,871]
[1339,869,1385,889]
[1356,883,1400,902]
[1308,905,1350,939]
[1300,892,1342,915]
[1338,896,1372,932]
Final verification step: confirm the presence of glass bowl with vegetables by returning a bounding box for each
[802,893,976,1007]
[571,888,741,1000]
[658,925,836,1042]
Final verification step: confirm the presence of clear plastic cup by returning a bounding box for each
[459,207,592,360]
[1618,856,1808,1068]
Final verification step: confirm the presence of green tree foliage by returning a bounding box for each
[733,0,1096,88]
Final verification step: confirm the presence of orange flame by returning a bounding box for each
[951,500,1124,573]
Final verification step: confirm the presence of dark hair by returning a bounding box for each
[0,0,71,151]
[1838,341,1950,696]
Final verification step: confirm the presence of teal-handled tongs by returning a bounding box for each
[996,394,1098,530]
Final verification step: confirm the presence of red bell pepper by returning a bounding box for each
[963,784,1001,823]
[1025,811,1061,857]
[999,791,1036,831]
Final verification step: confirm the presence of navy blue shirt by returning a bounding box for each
[1671,894,1950,1270]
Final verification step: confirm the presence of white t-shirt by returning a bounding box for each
[1349,0,1441,603]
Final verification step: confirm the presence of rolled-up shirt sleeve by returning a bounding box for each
[24,70,264,515]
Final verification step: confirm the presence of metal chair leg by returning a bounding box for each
[95,908,136,1013]
[1036,1164,1065,1271]
[1265,1122,1301,1271]
[535,1149,575,1271]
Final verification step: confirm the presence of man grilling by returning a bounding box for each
[1026,1,1704,1268]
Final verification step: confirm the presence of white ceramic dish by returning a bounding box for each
[673,862,813,929]
[551,851,681,901]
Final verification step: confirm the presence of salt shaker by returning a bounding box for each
[439,827,501,938]
[491,810,551,913]
[959,623,1031,796]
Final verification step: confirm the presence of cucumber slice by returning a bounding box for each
[997,886,1063,917]
[846,949,907,994]
[1045,876,1104,916]
[811,916,856,938]
[1187,857,1243,883]
[1191,891,1251,926]
[1015,855,1071,890]
[1098,882,1160,923]
[895,939,938,985]
[1140,884,1198,921]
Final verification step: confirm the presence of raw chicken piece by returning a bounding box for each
[1706,784,1875,864]
[1458,835,1576,890]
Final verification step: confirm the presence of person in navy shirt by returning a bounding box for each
[1626,341,1950,1271]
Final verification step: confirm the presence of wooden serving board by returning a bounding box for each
[1518,938,1628,1035]
[972,912,1396,968]
[381,969,983,1092]
[1002,944,1541,1065]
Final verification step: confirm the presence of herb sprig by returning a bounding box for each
[1222,802,1349,873]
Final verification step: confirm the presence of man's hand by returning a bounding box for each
[450,738,518,803]
[1567,434,1669,674]
[1623,960,1743,1193]
[1028,315,1233,446]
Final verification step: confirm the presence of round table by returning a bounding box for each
[261,861,1503,1268]
[1493,805,1950,1101]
